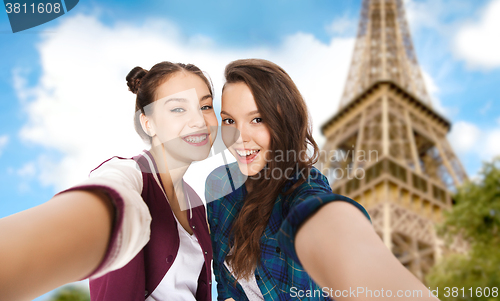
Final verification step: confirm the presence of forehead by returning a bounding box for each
[155,72,210,101]
[221,82,257,110]
[155,88,199,106]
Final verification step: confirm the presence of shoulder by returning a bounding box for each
[90,156,141,175]
[205,162,241,184]
[285,167,332,200]
[282,167,370,221]
[205,162,246,204]
[89,156,144,194]
[305,167,331,190]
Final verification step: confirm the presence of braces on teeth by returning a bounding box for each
[185,135,207,143]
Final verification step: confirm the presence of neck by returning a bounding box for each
[149,144,190,189]
[149,144,191,211]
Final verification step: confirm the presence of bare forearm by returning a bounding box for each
[0,189,113,300]
[295,202,439,301]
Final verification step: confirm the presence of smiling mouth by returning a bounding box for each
[182,133,208,145]
[235,149,259,157]
[234,149,260,163]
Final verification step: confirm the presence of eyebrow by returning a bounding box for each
[163,94,212,105]
[164,98,187,105]
[200,94,213,101]
[220,110,260,116]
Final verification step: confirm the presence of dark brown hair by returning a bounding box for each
[126,62,213,144]
[223,58,319,280]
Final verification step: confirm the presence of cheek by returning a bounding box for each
[221,126,239,148]
[159,119,184,140]
[204,112,218,128]
[256,127,271,151]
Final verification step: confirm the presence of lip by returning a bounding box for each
[182,133,209,146]
[233,148,260,164]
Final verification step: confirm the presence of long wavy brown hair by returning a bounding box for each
[223,59,319,280]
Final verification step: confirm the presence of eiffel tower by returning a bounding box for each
[318,0,468,281]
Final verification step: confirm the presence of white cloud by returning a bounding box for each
[15,14,354,194]
[420,69,449,116]
[421,69,439,97]
[273,33,355,147]
[449,120,500,160]
[404,0,466,119]
[405,0,442,33]
[484,129,500,159]
[404,0,471,35]
[325,15,357,36]
[17,162,36,177]
[0,135,9,156]
[454,0,500,69]
[448,121,481,153]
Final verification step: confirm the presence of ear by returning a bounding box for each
[140,113,156,137]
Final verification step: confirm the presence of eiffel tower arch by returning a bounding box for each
[317,0,468,281]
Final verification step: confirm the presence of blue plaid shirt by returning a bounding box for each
[206,163,371,301]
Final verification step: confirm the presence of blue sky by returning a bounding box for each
[1,0,500,300]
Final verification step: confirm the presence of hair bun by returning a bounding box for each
[126,66,148,94]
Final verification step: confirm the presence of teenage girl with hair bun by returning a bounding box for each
[0,61,217,301]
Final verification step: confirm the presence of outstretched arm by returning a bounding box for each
[295,201,439,301]
[0,189,113,300]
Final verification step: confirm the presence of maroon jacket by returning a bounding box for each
[62,150,212,301]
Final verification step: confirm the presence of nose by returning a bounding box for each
[188,106,206,129]
[234,123,250,144]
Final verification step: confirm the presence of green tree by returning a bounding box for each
[48,285,90,301]
[426,157,500,301]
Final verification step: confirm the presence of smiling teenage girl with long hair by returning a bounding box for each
[206,58,440,301]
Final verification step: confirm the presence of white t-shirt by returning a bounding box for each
[146,212,204,300]
[224,251,264,300]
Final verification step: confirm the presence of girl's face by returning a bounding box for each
[221,82,271,176]
[144,72,218,166]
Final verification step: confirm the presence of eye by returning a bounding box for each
[201,105,213,111]
[251,117,263,124]
[170,108,185,113]
[222,118,235,125]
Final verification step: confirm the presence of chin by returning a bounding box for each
[239,169,255,177]
[190,149,212,162]
[235,162,249,176]
[236,162,264,177]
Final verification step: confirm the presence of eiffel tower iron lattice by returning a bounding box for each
[317,0,468,281]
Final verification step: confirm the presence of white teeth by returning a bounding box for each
[185,135,207,143]
[236,149,258,157]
